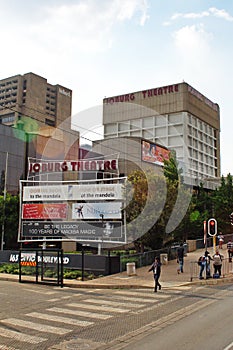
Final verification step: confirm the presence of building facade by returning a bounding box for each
[0,72,72,128]
[0,72,79,191]
[102,82,220,188]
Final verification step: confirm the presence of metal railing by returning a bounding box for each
[190,258,233,282]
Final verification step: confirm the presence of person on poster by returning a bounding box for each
[76,204,84,219]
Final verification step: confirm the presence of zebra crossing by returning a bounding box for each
[0,288,177,349]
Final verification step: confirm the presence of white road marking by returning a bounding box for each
[84,298,145,308]
[0,325,46,343]
[67,302,129,313]
[1,318,71,335]
[48,307,112,319]
[26,312,93,326]
[223,341,233,350]
[23,288,56,295]
[114,290,169,300]
[110,295,159,303]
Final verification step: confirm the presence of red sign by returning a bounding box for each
[22,204,67,219]
[29,159,118,173]
[104,84,179,104]
[142,140,170,166]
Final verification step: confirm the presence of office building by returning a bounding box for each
[0,72,79,190]
[0,72,72,128]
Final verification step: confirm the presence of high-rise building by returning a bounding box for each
[0,73,79,191]
[0,72,72,128]
[102,82,220,188]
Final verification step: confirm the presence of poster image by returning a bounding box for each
[142,140,170,166]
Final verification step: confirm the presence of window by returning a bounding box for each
[45,118,55,126]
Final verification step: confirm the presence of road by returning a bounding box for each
[0,280,232,349]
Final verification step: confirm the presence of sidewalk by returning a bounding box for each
[1,246,232,289]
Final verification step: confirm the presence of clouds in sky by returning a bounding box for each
[165,7,233,23]
[0,1,232,174]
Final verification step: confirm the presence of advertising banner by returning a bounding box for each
[72,202,122,220]
[23,184,124,202]
[142,140,170,166]
[22,221,123,241]
[22,203,68,219]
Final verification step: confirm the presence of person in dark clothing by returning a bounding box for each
[177,243,185,273]
[148,257,162,292]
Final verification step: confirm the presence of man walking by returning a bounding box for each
[148,257,162,292]
[177,243,185,273]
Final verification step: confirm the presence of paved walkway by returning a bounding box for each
[1,246,232,289]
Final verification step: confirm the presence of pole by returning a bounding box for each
[203,220,207,251]
[1,152,8,251]
[81,245,85,281]
[213,235,216,254]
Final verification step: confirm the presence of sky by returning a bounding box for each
[0,0,233,176]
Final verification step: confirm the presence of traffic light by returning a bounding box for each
[208,218,217,236]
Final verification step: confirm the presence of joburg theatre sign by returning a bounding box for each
[29,159,118,173]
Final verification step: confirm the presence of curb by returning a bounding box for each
[1,273,233,289]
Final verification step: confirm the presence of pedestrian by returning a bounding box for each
[148,256,162,292]
[226,239,233,262]
[212,250,223,277]
[218,233,224,249]
[198,250,212,279]
[176,242,184,274]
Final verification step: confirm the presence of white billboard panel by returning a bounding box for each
[23,184,124,202]
[72,202,122,219]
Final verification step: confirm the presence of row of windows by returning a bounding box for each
[188,114,216,135]
[0,113,15,124]
[47,86,56,94]
[0,79,18,87]
[0,86,18,94]
[106,114,184,133]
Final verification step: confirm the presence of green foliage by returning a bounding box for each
[120,257,139,271]
[0,263,95,280]
[0,193,20,249]
[163,153,183,184]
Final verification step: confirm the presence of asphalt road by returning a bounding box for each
[0,280,232,349]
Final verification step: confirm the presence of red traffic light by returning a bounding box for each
[208,218,217,236]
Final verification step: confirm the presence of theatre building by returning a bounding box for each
[100,82,220,188]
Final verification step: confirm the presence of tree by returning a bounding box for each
[0,193,19,249]
[125,167,192,250]
[212,174,233,233]
[163,153,183,184]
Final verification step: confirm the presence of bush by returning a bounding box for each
[0,263,96,280]
[120,257,139,271]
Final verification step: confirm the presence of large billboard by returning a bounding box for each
[23,184,124,202]
[141,140,170,166]
[22,221,122,241]
[72,202,122,220]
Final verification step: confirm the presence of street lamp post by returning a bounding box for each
[1,152,8,251]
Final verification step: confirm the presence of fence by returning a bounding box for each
[190,258,233,282]
[120,244,188,271]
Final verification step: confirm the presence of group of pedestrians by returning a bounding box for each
[198,236,233,279]
[148,236,233,292]
[198,250,224,279]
